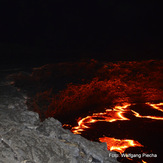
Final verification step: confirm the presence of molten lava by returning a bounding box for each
[71,103,131,134]
[142,160,147,163]
[146,102,163,112]
[71,102,163,156]
[99,137,143,153]
[131,110,163,120]
[131,102,163,120]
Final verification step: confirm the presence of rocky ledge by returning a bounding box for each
[0,75,119,163]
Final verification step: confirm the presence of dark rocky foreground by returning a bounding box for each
[0,73,119,163]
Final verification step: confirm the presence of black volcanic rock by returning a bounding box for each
[0,73,119,163]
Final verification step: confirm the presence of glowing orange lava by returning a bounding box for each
[99,137,143,153]
[142,160,147,163]
[131,102,163,120]
[131,110,163,120]
[71,103,131,134]
[70,102,163,158]
[146,102,163,112]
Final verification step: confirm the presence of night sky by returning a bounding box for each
[0,1,162,68]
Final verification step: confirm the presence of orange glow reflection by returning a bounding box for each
[99,137,143,153]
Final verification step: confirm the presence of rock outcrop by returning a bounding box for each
[0,74,119,163]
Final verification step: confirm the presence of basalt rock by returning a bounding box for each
[0,76,119,163]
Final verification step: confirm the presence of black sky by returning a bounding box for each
[0,1,162,67]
